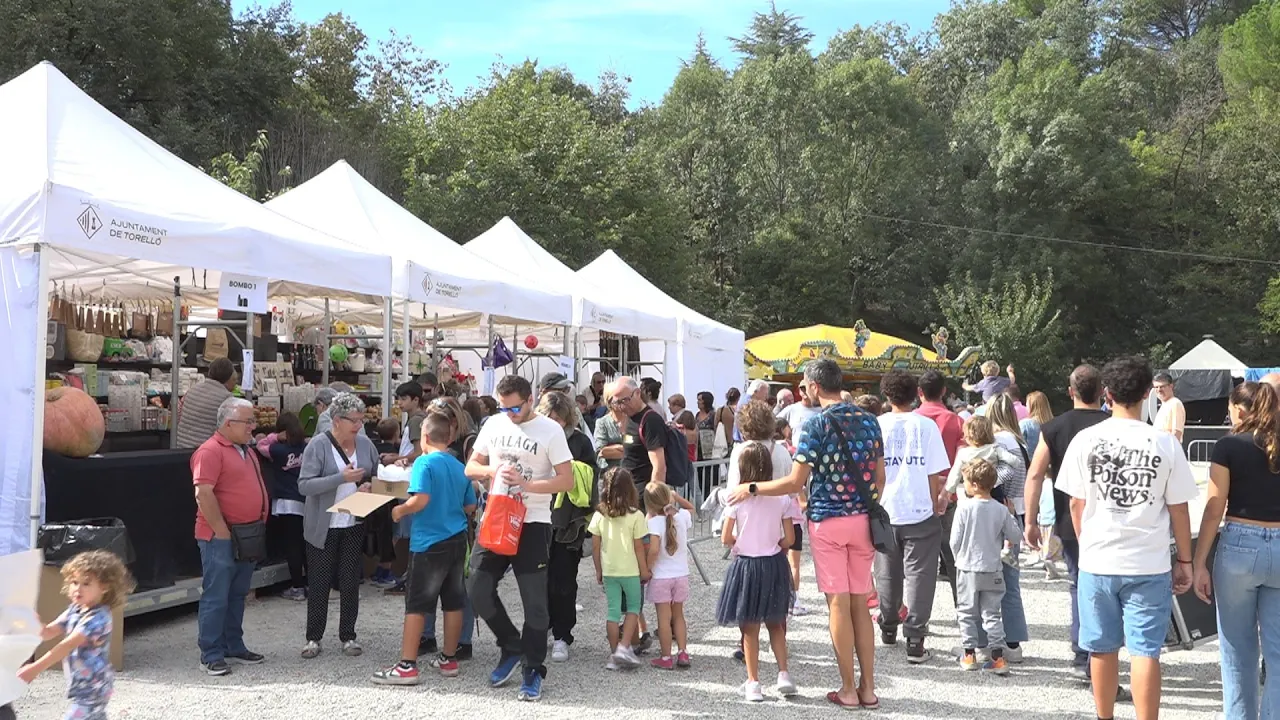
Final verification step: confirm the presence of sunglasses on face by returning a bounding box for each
[498,399,527,414]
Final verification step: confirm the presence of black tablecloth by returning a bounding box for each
[44,449,199,590]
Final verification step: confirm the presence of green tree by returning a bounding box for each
[936,272,1065,389]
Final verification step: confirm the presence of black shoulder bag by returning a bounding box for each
[823,407,898,555]
[229,446,270,563]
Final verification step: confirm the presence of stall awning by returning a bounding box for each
[0,63,392,299]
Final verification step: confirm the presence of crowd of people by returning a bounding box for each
[13,355,1280,720]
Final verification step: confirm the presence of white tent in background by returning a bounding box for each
[578,250,745,401]
[464,217,677,342]
[1169,337,1247,376]
[0,62,396,556]
[1160,335,1246,406]
[266,162,573,327]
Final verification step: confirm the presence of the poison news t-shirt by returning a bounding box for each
[877,412,950,525]
[1056,418,1198,576]
[473,413,573,525]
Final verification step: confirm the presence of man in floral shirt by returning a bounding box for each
[728,358,885,710]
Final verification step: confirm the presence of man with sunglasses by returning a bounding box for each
[466,375,573,702]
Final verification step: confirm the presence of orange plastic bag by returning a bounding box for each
[478,490,525,556]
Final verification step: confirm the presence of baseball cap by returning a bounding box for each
[538,372,573,393]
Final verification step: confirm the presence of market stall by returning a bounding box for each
[744,323,981,390]
[462,218,679,387]
[0,60,393,582]
[578,250,746,402]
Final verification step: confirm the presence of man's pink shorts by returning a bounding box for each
[809,514,875,596]
[647,575,690,604]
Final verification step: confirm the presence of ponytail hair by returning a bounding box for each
[644,482,681,556]
[736,441,773,486]
[1232,382,1280,472]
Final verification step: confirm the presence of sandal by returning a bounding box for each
[858,691,881,710]
[826,691,860,710]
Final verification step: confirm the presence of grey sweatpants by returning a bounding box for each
[873,516,942,639]
[956,570,1006,649]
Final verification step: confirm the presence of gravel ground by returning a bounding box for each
[14,543,1223,719]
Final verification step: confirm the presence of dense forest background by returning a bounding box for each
[4,0,1280,392]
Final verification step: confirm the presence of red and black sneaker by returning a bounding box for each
[432,654,460,678]
[371,662,421,686]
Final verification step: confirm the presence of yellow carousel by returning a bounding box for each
[745,321,981,387]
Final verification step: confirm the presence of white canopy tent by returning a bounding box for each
[1169,337,1247,375]
[462,218,678,387]
[578,250,745,402]
[267,162,578,398]
[0,63,395,555]
[1157,336,1247,407]
[266,162,573,326]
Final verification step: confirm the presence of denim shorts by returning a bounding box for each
[1078,570,1173,658]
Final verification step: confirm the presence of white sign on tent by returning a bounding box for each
[218,273,268,314]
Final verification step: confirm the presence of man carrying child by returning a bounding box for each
[372,414,477,686]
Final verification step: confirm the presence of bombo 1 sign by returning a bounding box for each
[218,273,269,314]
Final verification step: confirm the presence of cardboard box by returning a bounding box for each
[327,492,395,518]
[371,478,409,499]
[36,565,124,672]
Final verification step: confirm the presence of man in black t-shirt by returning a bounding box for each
[612,376,668,487]
[1024,364,1114,686]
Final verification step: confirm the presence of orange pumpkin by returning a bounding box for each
[44,386,105,457]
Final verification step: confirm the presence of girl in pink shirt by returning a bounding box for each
[718,442,802,702]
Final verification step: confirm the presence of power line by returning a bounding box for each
[856,212,1280,267]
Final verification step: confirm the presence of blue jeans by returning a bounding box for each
[1078,570,1173,659]
[197,538,255,664]
[975,547,1029,646]
[1215,522,1280,720]
[423,597,475,645]
[1059,517,1089,669]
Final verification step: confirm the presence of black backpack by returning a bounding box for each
[640,410,693,488]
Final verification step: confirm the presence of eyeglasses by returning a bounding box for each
[228,418,257,427]
[610,393,634,406]
[338,415,364,425]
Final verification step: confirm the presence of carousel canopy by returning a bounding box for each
[745,323,980,379]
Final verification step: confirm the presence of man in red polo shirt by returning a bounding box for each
[193,397,268,677]
[914,370,963,604]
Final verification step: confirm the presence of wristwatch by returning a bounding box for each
[748,483,758,496]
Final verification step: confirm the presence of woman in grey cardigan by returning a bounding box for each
[298,392,380,659]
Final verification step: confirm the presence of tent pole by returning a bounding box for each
[29,244,51,549]
[401,299,410,382]
[322,298,330,387]
[381,296,393,418]
[563,324,573,384]
[170,277,181,449]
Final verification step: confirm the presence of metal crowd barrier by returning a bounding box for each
[1187,439,1216,464]
[673,459,731,585]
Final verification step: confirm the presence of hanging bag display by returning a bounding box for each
[478,484,525,556]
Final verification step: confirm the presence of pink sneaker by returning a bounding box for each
[650,656,674,670]
[675,651,692,668]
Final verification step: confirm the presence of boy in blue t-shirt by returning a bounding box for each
[372,414,477,686]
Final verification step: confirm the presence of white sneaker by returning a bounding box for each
[551,640,570,663]
[775,671,798,697]
[342,640,362,657]
[1005,645,1024,664]
[612,645,641,669]
[743,680,765,702]
[300,641,321,659]
[605,659,618,671]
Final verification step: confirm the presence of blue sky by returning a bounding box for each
[236,0,950,105]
